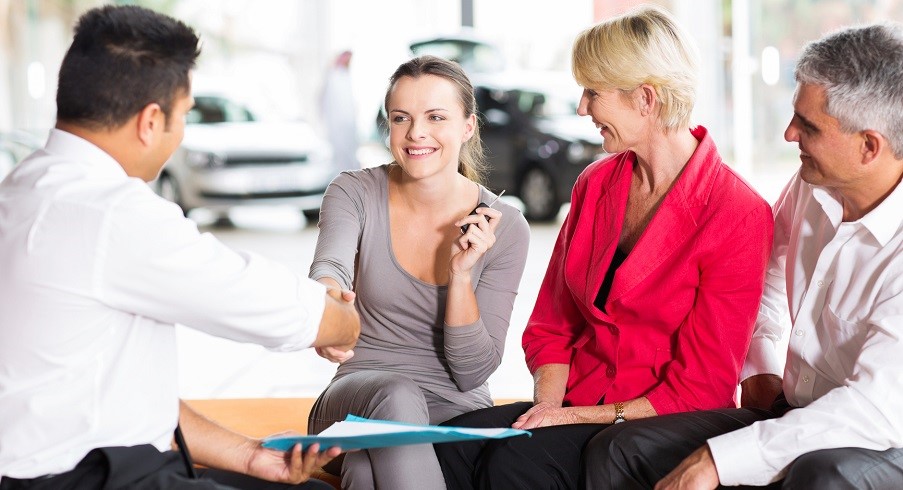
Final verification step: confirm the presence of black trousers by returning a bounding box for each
[583,399,903,489]
[0,445,331,490]
[435,402,613,490]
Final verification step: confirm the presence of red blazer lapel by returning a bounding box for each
[582,155,632,317]
[608,127,719,304]
[609,185,696,302]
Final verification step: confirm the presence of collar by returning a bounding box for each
[810,178,903,246]
[44,129,129,180]
[664,125,721,208]
[858,178,903,246]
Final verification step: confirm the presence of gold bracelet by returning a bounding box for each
[613,402,626,424]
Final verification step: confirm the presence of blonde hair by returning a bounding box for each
[572,4,699,130]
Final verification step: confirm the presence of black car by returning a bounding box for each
[472,72,605,221]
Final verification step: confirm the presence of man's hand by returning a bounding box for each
[244,439,341,484]
[740,374,782,409]
[314,283,359,348]
[325,285,356,305]
[655,445,719,490]
[316,346,354,363]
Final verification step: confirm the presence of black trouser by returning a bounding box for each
[0,445,331,490]
[435,402,612,490]
[583,396,903,489]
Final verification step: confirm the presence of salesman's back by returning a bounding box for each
[0,5,361,485]
[0,131,187,475]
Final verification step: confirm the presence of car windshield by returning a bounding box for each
[518,90,579,119]
[410,40,505,73]
[187,96,256,124]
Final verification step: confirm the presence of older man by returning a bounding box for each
[583,22,903,489]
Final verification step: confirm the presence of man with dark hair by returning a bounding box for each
[0,5,358,489]
[582,22,903,489]
[54,5,201,130]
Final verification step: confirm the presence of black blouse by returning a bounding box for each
[594,247,628,312]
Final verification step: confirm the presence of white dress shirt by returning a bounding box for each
[0,130,326,478]
[709,172,903,485]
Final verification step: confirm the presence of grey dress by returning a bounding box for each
[308,164,529,489]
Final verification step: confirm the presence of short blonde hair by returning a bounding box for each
[572,5,699,130]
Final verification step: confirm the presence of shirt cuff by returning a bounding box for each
[271,279,326,352]
[708,426,778,486]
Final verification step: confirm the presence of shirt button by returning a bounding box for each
[608,325,617,334]
[606,367,616,377]
[817,280,825,287]
[795,330,804,336]
[803,376,810,383]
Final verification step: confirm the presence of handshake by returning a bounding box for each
[316,284,359,363]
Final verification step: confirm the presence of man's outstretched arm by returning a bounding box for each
[176,400,341,484]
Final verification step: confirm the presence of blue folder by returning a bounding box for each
[262,414,531,451]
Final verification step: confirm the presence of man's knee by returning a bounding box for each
[783,449,850,489]
[783,447,903,490]
[586,423,645,462]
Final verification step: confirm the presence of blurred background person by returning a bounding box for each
[434,6,773,489]
[306,55,530,490]
[319,50,360,173]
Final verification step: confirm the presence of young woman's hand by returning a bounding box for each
[450,206,502,276]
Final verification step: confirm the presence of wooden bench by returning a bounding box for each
[185,397,527,488]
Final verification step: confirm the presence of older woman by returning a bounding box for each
[434,6,773,489]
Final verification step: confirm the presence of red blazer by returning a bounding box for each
[522,127,773,414]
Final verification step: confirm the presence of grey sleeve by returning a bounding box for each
[308,173,365,290]
[443,210,531,391]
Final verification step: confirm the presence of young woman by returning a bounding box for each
[306,56,530,490]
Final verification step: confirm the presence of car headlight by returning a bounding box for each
[537,140,560,159]
[185,150,225,169]
[567,142,600,164]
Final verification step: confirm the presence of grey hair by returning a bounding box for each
[795,22,903,158]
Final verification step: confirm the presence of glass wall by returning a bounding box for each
[3,0,902,196]
[735,0,903,198]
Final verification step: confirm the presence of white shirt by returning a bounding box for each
[710,172,903,486]
[0,130,326,478]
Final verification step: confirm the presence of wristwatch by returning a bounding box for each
[613,402,626,424]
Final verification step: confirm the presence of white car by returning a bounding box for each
[152,95,335,221]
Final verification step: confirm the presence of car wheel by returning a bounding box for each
[155,172,188,216]
[519,166,560,221]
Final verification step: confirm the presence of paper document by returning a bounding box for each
[262,414,531,451]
